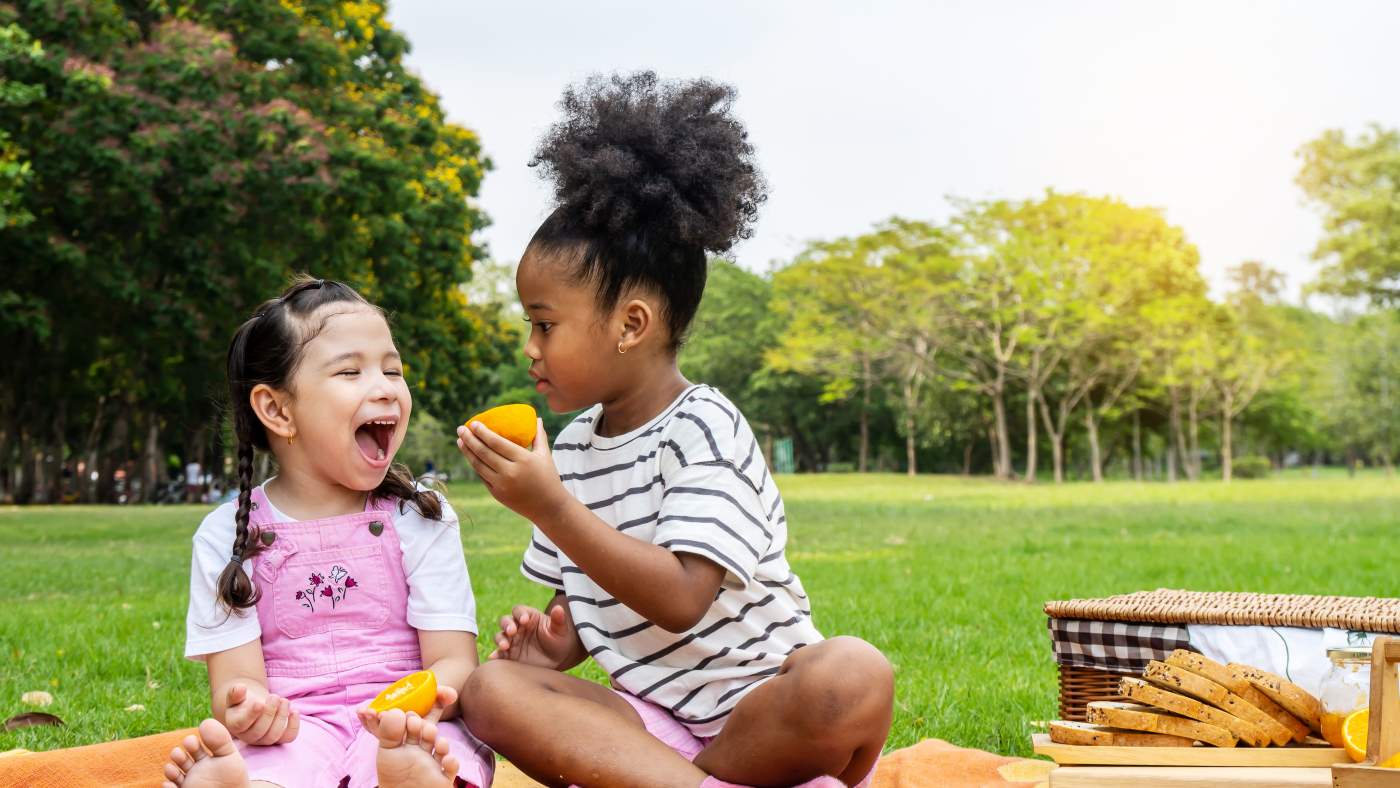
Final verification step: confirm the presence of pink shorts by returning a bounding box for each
[613,690,876,788]
[238,679,495,788]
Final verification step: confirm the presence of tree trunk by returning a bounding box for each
[962,441,973,476]
[992,374,1011,479]
[987,422,1000,477]
[16,426,34,504]
[1220,389,1235,483]
[1132,410,1143,481]
[1169,389,1186,482]
[1025,387,1038,483]
[142,417,161,503]
[45,400,67,503]
[858,364,871,473]
[80,397,107,503]
[904,414,916,477]
[1085,407,1104,482]
[1186,389,1201,481]
[1035,395,1065,484]
[0,417,12,502]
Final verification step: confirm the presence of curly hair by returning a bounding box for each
[527,71,768,350]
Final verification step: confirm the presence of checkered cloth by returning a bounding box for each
[1047,617,1192,674]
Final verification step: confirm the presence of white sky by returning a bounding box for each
[385,0,1400,301]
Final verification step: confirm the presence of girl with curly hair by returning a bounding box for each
[456,72,893,787]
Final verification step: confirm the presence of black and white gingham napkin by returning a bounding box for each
[1047,617,1192,674]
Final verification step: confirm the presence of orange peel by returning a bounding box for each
[368,669,437,717]
[465,403,538,448]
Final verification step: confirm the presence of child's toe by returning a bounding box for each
[196,718,238,757]
[375,708,408,747]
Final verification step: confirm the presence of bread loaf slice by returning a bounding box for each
[1143,660,1230,706]
[1119,677,1268,746]
[1049,720,1196,747]
[1163,650,1299,745]
[1228,664,1323,734]
[1085,701,1238,748]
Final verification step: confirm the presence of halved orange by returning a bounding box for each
[465,403,538,448]
[1342,707,1369,763]
[1381,752,1400,769]
[368,669,437,717]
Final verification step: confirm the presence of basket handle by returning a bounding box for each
[1366,636,1400,764]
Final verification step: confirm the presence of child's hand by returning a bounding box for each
[224,683,299,745]
[489,604,577,670]
[356,685,458,733]
[457,419,569,523]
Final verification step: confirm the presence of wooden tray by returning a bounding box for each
[1032,734,1346,767]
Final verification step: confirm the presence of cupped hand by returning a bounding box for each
[224,683,299,745]
[489,604,577,670]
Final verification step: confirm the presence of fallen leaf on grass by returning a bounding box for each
[4,712,64,731]
[21,691,52,707]
[125,704,145,712]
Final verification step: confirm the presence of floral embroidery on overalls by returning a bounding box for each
[293,564,358,612]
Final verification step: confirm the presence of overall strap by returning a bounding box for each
[247,485,275,527]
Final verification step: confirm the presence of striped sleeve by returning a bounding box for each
[654,403,771,587]
[520,525,564,590]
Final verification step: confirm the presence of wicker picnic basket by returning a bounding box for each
[1045,589,1400,722]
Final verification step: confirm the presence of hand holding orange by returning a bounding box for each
[465,403,538,448]
[368,669,437,717]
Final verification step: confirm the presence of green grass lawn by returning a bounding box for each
[2,473,1397,758]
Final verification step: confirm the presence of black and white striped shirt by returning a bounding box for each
[521,384,822,737]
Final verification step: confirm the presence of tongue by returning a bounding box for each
[355,427,381,461]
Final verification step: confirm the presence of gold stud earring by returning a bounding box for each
[288,435,294,446]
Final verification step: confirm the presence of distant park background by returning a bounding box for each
[1,1,1397,504]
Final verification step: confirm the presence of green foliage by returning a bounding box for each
[0,1,512,501]
[1231,455,1273,479]
[1297,125,1400,305]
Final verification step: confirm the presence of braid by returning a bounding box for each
[215,440,264,611]
[372,463,443,521]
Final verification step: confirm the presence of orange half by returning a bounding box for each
[1342,707,1369,763]
[465,403,538,448]
[368,669,437,717]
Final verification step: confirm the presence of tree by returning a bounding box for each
[1297,125,1400,305]
[768,234,894,473]
[0,1,510,502]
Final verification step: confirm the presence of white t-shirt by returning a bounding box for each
[185,462,202,485]
[184,482,477,660]
[521,384,823,737]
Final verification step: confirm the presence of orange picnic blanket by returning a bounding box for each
[0,732,1054,787]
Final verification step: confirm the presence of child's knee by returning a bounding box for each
[461,660,540,736]
[787,638,894,731]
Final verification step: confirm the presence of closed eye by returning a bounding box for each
[385,369,403,377]
[337,369,360,377]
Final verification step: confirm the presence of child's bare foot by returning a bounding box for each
[375,708,461,788]
[161,718,250,788]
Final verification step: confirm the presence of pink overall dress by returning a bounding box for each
[239,487,495,787]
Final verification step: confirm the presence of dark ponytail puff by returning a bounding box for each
[372,463,443,521]
[215,440,265,611]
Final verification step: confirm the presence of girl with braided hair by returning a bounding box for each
[456,72,893,787]
[166,276,494,788]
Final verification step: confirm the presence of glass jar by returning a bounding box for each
[1319,646,1372,749]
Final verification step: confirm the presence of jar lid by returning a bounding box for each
[1327,646,1373,661]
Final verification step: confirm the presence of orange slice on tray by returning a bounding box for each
[368,670,437,717]
[1342,707,1369,763]
[465,404,538,448]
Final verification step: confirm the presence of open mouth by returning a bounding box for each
[354,417,397,464]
